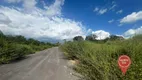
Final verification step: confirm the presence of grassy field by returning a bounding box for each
[0,32,56,64]
[61,35,142,80]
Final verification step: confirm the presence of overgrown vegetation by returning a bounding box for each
[0,31,56,64]
[61,35,142,80]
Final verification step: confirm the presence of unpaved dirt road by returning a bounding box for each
[0,47,78,80]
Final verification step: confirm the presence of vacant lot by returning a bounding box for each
[61,35,142,80]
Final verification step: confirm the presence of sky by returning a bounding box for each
[0,0,142,42]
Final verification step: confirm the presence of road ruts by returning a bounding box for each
[0,47,78,80]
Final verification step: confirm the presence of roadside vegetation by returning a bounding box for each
[61,34,142,80]
[0,31,56,64]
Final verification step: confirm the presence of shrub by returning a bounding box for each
[0,44,34,64]
[0,31,55,64]
[61,35,142,80]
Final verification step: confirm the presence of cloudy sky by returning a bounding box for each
[0,0,142,42]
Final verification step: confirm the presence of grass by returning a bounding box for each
[60,35,142,80]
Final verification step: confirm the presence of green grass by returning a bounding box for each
[60,35,142,80]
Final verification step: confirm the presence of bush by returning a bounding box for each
[61,35,142,80]
[0,31,55,64]
[0,44,34,64]
[0,43,54,64]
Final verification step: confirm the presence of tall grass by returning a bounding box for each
[61,35,142,80]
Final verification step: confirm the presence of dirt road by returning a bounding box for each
[0,47,78,80]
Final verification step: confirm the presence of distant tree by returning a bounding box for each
[27,38,40,45]
[109,35,124,41]
[85,35,93,41]
[15,35,27,43]
[73,36,84,41]
[85,34,97,41]
[46,42,53,46]
[0,30,5,47]
[0,30,4,38]
[55,42,60,46]
[63,39,67,43]
[102,37,109,42]
[0,30,3,35]
[5,35,27,44]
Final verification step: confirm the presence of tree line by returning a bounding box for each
[0,30,56,64]
[73,34,124,42]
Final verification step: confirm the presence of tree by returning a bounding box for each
[15,35,27,43]
[0,30,6,47]
[109,35,124,41]
[0,30,3,36]
[63,39,67,43]
[27,38,40,45]
[85,34,97,41]
[0,30,6,39]
[73,36,84,41]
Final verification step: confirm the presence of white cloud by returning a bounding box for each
[92,30,110,40]
[109,4,117,10]
[93,1,118,15]
[5,0,37,10]
[93,7,108,15]
[108,19,114,23]
[45,0,64,16]
[93,7,99,12]
[0,0,87,42]
[5,0,64,17]
[0,13,11,24]
[118,24,123,26]
[23,0,37,10]
[109,1,117,10]
[120,11,142,24]
[93,1,117,15]
[98,8,107,15]
[123,26,142,38]
[5,0,21,3]
[116,10,123,14]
